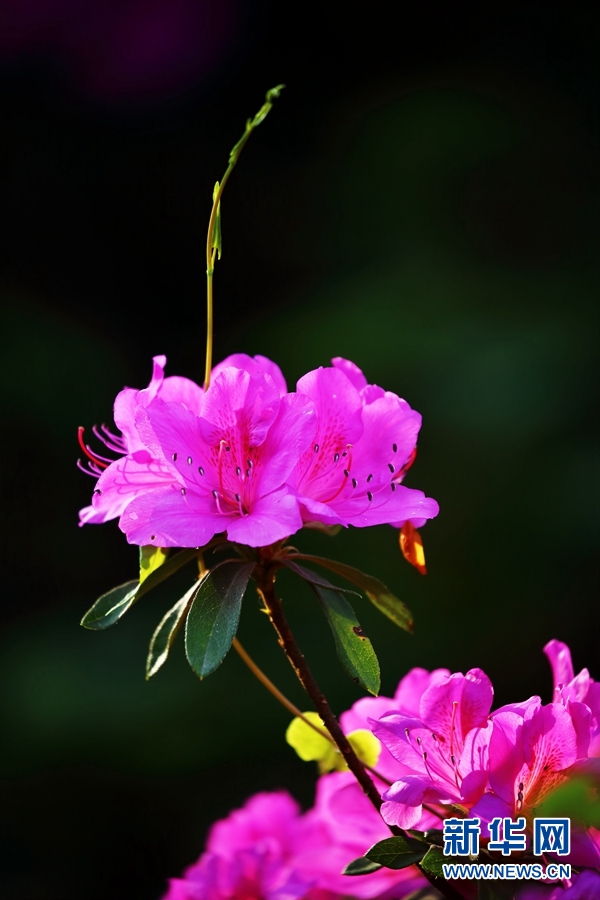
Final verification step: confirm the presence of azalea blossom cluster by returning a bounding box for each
[162,788,429,900]
[78,354,438,549]
[164,639,599,900]
[367,639,599,859]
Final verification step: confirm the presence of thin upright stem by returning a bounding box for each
[203,85,285,390]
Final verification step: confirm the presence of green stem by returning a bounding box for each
[203,85,285,390]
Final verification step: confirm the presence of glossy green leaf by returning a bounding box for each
[81,548,197,631]
[342,856,384,876]
[139,545,169,584]
[80,580,139,630]
[185,561,254,679]
[419,846,447,878]
[365,835,427,869]
[289,554,414,632]
[146,581,201,679]
[283,560,380,695]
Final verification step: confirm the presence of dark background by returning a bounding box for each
[1,1,598,897]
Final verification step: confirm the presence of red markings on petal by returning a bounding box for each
[400,521,427,575]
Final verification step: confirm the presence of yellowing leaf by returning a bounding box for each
[286,712,335,769]
[139,545,169,584]
[286,714,381,774]
[400,522,427,575]
[347,730,381,769]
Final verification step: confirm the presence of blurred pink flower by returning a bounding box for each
[161,788,436,900]
[0,0,238,102]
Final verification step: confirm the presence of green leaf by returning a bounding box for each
[80,580,139,630]
[185,561,254,679]
[365,835,427,869]
[139,545,169,584]
[419,846,448,878]
[81,548,197,631]
[289,554,414,632]
[282,559,358,594]
[136,548,197,600]
[342,856,384,876]
[146,581,200,679]
[283,560,380,695]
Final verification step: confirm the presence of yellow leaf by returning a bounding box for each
[286,715,381,774]
[348,730,381,769]
[139,545,169,584]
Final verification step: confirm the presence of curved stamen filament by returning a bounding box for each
[77,427,109,469]
[92,424,126,454]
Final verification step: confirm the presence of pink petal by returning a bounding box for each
[91,454,177,521]
[521,703,579,794]
[330,357,368,391]
[544,639,575,690]
[470,792,512,831]
[159,375,204,415]
[120,484,220,547]
[488,709,530,803]
[293,366,364,496]
[224,489,302,547]
[381,776,428,829]
[253,393,316,497]
[419,668,494,748]
[201,368,280,449]
[212,354,287,396]
[393,667,451,717]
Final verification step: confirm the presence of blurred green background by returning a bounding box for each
[1,1,597,897]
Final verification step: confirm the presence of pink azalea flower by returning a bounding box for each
[288,362,439,530]
[78,355,203,526]
[296,772,436,899]
[78,353,288,535]
[339,667,451,788]
[212,353,288,396]
[161,789,432,900]
[118,367,316,547]
[471,696,600,867]
[371,668,494,829]
[161,791,317,900]
[544,639,600,757]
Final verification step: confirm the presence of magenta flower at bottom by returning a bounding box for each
[161,789,435,900]
[162,792,317,900]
